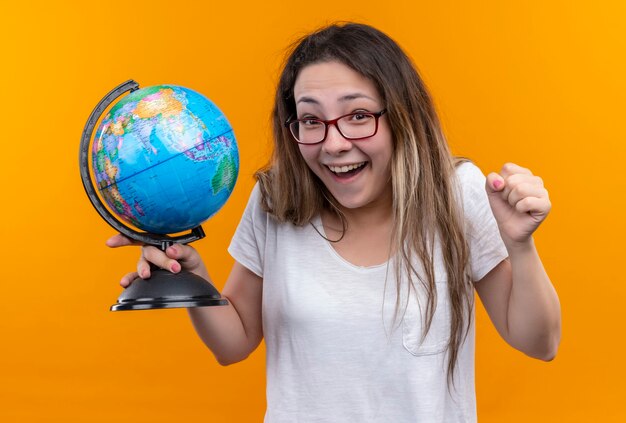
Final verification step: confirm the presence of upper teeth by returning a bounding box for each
[328,162,366,173]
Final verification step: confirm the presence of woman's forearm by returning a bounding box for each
[187,262,264,366]
[505,238,561,360]
[187,303,261,366]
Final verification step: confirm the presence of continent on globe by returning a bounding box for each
[211,143,238,195]
[92,85,239,234]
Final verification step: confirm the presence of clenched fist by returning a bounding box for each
[486,163,551,246]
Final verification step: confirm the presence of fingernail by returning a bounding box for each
[493,180,503,190]
[141,269,149,278]
[167,245,176,254]
[171,262,181,273]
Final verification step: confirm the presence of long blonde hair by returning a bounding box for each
[256,22,473,383]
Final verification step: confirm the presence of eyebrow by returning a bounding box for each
[296,93,377,105]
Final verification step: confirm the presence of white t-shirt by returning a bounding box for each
[228,162,508,423]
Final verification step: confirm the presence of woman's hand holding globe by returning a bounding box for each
[106,234,211,289]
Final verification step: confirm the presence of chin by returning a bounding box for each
[330,193,372,210]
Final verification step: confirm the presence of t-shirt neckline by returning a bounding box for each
[311,214,391,273]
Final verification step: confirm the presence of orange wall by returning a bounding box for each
[1,0,624,421]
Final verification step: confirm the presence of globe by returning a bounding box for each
[91,84,239,235]
[80,80,234,311]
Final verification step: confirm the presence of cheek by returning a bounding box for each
[372,134,394,171]
[298,145,320,172]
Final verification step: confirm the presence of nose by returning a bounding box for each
[321,123,352,155]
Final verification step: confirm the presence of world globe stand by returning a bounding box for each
[79,80,228,311]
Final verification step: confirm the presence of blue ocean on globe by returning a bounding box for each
[92,85,239,234]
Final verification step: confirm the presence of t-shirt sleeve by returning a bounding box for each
[456,162,509,282]
[227,183,267,278]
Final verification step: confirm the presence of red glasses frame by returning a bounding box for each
[285,109,387,145]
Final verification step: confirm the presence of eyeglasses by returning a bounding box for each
[285,109,387,145]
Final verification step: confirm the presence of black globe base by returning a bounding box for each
[111,269,229,311]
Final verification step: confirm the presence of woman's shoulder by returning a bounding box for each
[241,182,284,227]
[236,182,268,223]
[239,181,262,207]
[454,160,484,182]
[452,160,494,218]
[454,160,488,195]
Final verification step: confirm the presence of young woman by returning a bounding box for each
[108,22,561,422]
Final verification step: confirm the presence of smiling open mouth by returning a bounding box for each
[327,162,367,178]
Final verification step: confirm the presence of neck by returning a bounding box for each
[341,201,393,230]
[320,190,395,267]
[322,189,394,237]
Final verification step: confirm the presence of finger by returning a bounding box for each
[136,256,152,279]
[165,244,207,277]
[141,245,181,273]
[120,271,139,288]
[505,183,549,209]
[500,174,544,203]
[486,172,506,194]
[499,162,532,179]
[514,196,552,217]
[504,173,544,188]
[165,243,198,263]
[106,233,143,248]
